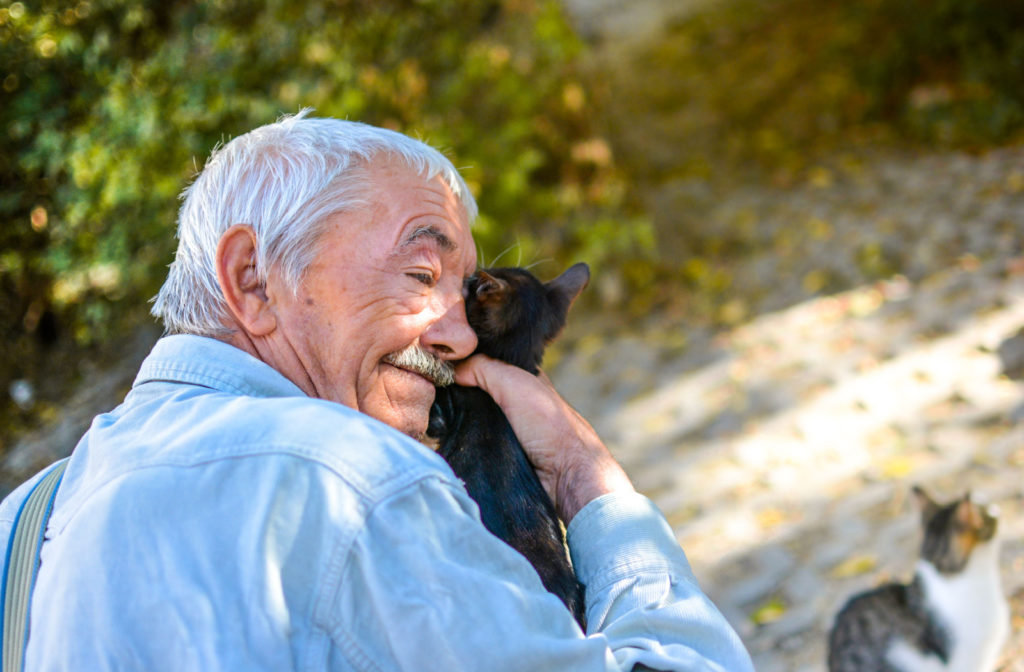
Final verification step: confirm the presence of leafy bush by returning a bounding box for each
[0,0,648,439]
[613,0,1024,183]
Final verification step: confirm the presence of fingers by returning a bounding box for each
[452,353,508,393]
[452,355,634,522]
[454,354,552,396]
[453,355,562,438]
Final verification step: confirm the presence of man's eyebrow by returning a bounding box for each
[402,224,456,252]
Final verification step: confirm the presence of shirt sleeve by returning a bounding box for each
[318,477,753,672]
[568,491,754,671]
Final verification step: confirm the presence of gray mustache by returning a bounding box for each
[383,345,455,387]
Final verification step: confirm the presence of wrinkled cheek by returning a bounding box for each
[395,387,436,438]
[365,372,436,438]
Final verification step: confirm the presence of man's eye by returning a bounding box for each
[408,272,435,286]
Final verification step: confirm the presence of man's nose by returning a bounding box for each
[421,297,477,361]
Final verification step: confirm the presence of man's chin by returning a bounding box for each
[364,368,436,440]
[361,403,432,440]
[388,409,432,442]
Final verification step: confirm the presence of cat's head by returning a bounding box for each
[913,486,999,574]
[465,263,590,372]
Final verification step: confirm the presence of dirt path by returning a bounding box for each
[551,69,1024,672]
[553,3,1024,667]
[554,215,1024,668]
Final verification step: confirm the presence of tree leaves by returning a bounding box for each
[1,0,639,439]
[2,0,629,339]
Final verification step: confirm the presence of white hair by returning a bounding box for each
[151,110,477,336]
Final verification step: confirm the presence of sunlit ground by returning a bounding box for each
[555,249,1024,670]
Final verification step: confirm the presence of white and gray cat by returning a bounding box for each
[828,487,1009,672]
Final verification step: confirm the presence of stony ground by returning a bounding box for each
[551,147,1024,670]
[554,2,1024,668]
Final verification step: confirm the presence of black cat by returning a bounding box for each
[428,263,590,629]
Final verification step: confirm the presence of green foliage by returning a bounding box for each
[615,0,1024,183]
[2,0,629,320]
[853,0,1024,145]
[1,0,647,439]
[583,0,1024,330]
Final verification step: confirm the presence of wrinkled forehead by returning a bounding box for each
[365,155,474,221]
[364,160,477,268]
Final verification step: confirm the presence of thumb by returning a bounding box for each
[453,354,542,404]
[452,353,497,389]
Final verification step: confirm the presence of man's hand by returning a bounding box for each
[454,355,635,523]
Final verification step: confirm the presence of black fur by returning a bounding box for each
[428,263,590,629]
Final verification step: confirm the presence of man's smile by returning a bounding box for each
[382,345,455,387]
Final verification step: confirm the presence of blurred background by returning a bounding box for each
[4,0,1024,669]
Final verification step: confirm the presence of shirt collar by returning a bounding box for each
[133,334,308,398]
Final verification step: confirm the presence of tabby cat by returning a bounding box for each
[827,487,1008,672]
[428,263,590,629]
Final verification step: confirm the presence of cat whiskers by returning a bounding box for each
[481,241,521,269]
[523,258,553,272]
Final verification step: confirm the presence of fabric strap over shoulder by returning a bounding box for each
[1,459,68,672]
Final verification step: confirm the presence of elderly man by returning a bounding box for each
[0,113,753,671]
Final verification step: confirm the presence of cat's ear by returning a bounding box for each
[474,270,510,306]
[912,485,939,521]
[545,262,590,318]
[954,492,983,530]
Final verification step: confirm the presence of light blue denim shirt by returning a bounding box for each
[0,335,753,671]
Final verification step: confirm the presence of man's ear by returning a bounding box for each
[216,224,276,336]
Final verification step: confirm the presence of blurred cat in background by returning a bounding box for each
[828,487,1008,672]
